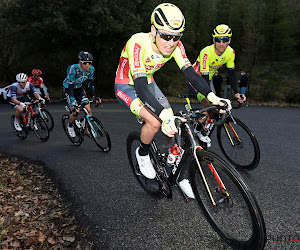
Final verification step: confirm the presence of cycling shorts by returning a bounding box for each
[115,81,171,117]
[7,96,29,109]
[64,87,89,107]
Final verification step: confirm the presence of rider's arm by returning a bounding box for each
[88,79,96,97]
[183,66,211,97]
[134,76,164,116]
[227,68,238,94]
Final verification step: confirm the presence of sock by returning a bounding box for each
[139,142,150,156]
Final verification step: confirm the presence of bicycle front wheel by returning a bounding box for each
[31,114,50,141]
[189,149,266,249]
[40,108,54,131]
[127,131,167,199]
[11,115,27,140]
[88,116,111,152]
[62,115,83,146]
[217,117,260,170]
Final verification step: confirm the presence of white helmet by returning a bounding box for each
[16,73,28,83]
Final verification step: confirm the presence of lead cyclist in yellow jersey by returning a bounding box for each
[188,24,245,104]
[115,3,231,179]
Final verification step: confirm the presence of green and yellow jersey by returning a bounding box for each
[193,44,235,80]
[115,32,191,84]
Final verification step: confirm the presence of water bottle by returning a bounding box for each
[167,145,181,166]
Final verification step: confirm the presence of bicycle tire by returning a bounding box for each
[62,115,83,146]
[40,108,54,131]
[189,149,266,249]
[126,131,165,199]
[88,116,111,152]
[31,114,50,141]
[11,115,27,140]
[217,117,260,170]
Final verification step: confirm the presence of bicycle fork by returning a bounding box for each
[193,146,229,207]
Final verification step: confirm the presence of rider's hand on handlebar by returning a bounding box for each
[19,102,26,109]
[39,98,45,104]
[217,98,232,113]
[234,93,246,103]
[159,109,186,137]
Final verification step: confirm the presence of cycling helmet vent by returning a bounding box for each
[16,73,28,83]
[151,3,185,33]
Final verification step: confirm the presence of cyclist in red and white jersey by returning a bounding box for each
[27,69,49,100]
[115,3,231,180]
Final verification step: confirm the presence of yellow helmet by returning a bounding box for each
[151,3,185,34]
[212,24,232,37]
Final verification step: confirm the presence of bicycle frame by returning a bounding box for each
[156,117,228,206]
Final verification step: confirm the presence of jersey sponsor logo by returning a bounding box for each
[145,63,165,70]
[116,89,132,106]
[116,57,130,83]
[203,54,208,70]
[119,58,128,80]
[177,41,187,59]
[133,43,141,68]
[145,57,151,63]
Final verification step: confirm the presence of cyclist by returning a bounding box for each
[27,69,49,100]
[7,73,44,131]
[188,24,245,103]
[188,24,245,145]
[115,3,231,180]
[63,51,101,137]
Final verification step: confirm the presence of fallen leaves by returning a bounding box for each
[0,153,93,249]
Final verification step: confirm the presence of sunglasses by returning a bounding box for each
[81,61,92,65]
[18,81,26,84]
[215,37,230,43]
[156,30,182,42]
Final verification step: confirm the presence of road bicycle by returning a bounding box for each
[126,103,266,249]
[11,100,50,141]
[34,99,54,131]
[62,100,111,152]
[180,93,260,170]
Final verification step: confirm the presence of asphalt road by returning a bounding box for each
[0,102,300,250]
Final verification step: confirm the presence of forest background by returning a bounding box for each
[0,0,299,104]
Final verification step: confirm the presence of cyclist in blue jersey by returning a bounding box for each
[63,51,101,137]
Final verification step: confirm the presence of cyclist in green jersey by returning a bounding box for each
[188,24,245,104]
[115,3,231,179]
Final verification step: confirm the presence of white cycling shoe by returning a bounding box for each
[67,124,76,138]
[14,118,22,131]
[135,147,156,179]
[178,179,195,199]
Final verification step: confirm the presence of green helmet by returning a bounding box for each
[212,24,232,37]
[151,3,185,33]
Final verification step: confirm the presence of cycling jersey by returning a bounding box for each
[7,82,37,99]
[27,76,44,88]
[115,32,191,85]
[63,64,95,89]
[115,32,211,117]
[193,44,235,80]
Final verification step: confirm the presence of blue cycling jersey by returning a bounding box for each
[63,64,95,89]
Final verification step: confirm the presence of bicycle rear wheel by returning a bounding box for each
[127,132,168,199]
[31,114,50,141]
[88,116,111,152]
[40,108,54,131]
[217,117,260,170]
[11,115,27,140]
[62,115,83,146]
[189,149,266,249]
